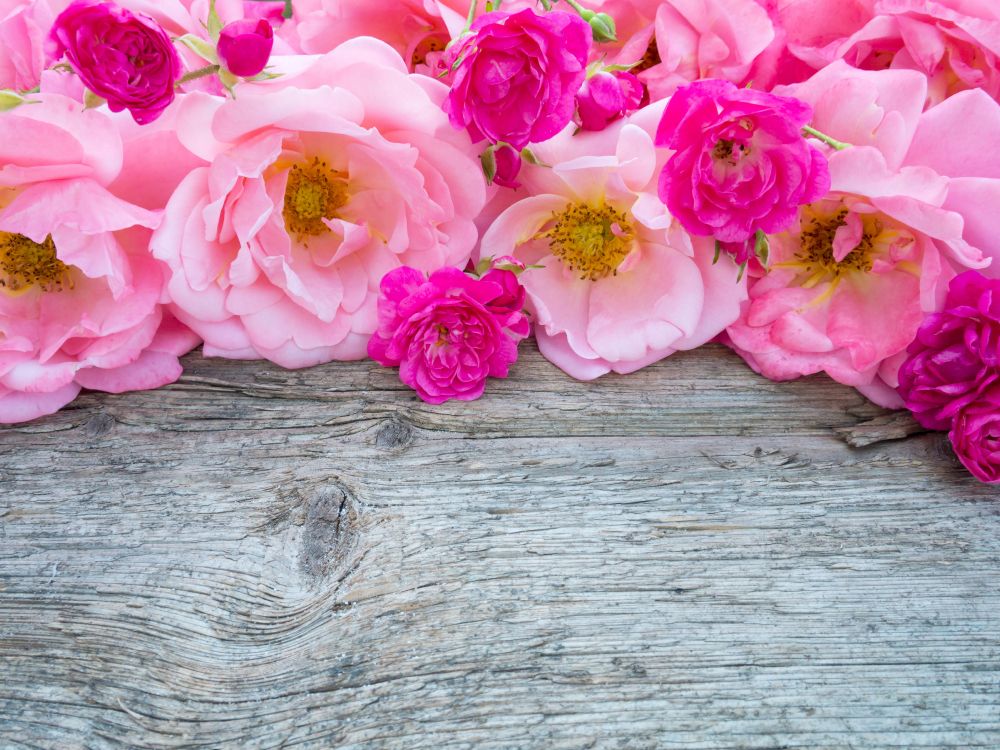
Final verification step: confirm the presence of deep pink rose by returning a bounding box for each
[49,0,181,125]
[443,8,591,149]
[899,271,1000,430]
[655,80,831,246]
[218,18,273,77]
[576,70,644,131]
[368,266,529,404]
[950,383,1000,483]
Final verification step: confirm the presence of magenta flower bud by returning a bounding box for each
[576,70,643,131]
[217,18,274,78]
[493,144,523,189]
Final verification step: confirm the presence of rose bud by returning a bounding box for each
[576,70,643,131]
[217,18,274,78]
[493,144,523,189]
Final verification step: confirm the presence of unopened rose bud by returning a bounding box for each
[587,12,617,42]
[493,144,523,189]
[576,70,643,131]
[217,18,274,77]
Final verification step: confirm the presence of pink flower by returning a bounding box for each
[0,0,60,91]
[781,0,1000,106]
[492,143,522,190]
[481,101,748,380]
[655,80,831,246]
[49,0,181,124]
[443,8,591,149]
[898,271,1000,430]
[368,266,528,404]
[282,0,480,71]
[153,39,486,369]
[607,0,775,102]
[726,62,997,407]
[577,70,644,132]
[0,94,196,424]
[949,383,1000,483]
[218,18,273,77]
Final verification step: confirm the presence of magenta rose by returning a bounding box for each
[899,271,1000,431]
[368,266,529,404]
[576,70,644,132]
[655,79,831,245]
[49,0,181,125]
[443,8,591,149]
[218,18,274,78]
[950,384,1000,484]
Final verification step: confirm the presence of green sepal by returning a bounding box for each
[176,34,219,65]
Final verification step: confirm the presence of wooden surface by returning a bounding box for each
[1,342,999,749]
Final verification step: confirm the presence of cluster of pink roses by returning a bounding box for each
[2,0,1000,484]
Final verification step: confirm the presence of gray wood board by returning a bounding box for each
[1,342,999,749]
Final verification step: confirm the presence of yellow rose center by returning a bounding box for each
[796,208,878,282]
[282,157,350,244]
[0,232,72,294]
[541,203,635,281]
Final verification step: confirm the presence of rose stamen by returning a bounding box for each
[541,203,635,281]
[282,157,349,244]
[0,233,73,294]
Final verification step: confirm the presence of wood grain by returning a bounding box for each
[1,342,999,749]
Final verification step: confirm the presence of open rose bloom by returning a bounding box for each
[153,39,486,368]
[0,94,196,423]
[482,103,747,380]
[726,62,996,407]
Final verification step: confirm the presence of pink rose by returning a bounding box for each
[781,0,1000,105]
[49,0,181,124]
[481,101,748,380]
[576,70,644,132]
[0,0,60,91]
[949,384,1000,483]
[606,0,775,102]
[0,94,196,424]
[443,8,591,149]
[283,0,479,71]
[218,18,273,77]
[726,63,996,407]
[899,271,1000,430]
[368,266,528,404]
[153,39,486,368]
[492,143,523,190]
[655,80,831,247]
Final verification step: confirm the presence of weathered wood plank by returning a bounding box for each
[1,343,999,749]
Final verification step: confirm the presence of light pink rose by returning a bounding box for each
[480,101,748,380]
[776,0,1000,105]
[0,0,65,91]
[726,62,998,407]
[0,94,197,423]
[281,0,492,71]
[153,39,487,368]
[606,0,775,102]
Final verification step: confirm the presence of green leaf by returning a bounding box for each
[713,240,722,265]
